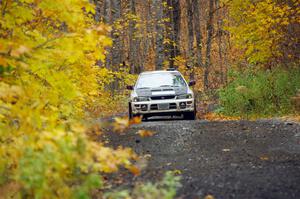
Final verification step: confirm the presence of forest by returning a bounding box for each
[0,0,299,198]
[92,0,300,117]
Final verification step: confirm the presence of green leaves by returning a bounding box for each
[219,68,300,117]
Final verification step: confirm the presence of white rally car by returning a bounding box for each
[127,69,196,120]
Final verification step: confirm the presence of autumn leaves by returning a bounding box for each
[0,0,136,198]
[114,116,155,137]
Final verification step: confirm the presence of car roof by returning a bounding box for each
[140,70,180,75]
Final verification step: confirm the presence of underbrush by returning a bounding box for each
[218,68,300,117]
[104,171,181,199]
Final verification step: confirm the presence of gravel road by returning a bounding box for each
[105,119,300,199]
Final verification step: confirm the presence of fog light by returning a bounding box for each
[179,102,186,109]
[141,104,148,111]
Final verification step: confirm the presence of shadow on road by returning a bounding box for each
[143,116,186,122]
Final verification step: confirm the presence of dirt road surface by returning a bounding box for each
[105,119,300,199]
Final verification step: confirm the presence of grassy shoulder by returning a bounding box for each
[215,67,300,119]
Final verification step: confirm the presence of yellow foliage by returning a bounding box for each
[174,55,204,92]
[0,0,135,198]
[224,0,300,64]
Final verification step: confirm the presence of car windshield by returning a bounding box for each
[136,72,187,89]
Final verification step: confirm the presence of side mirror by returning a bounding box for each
[188,80,196,86]
[126,85,134,90]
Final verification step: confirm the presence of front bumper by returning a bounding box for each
[131,98,194,115]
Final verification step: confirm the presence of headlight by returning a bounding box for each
[133,97,149,102]
[176,94,193,99]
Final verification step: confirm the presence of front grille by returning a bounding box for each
[150,103,177,110]
[151,95,175,100]
[150,104,158,110]
[169,103,177,109]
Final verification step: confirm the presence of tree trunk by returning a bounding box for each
[193,0,203,67]
[94,0,104,22]
[111,0,122,71]
[187,0,194,79]
[215,0,224,84]
[165,0,172,68]
[204,0,214,91]
[104,0,112,69]
[172,0,181,61]
[128,0,139,74]
[154,0,164,70]
[165,0,180,69]
[140,1,151,71]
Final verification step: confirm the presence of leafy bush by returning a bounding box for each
[0,0,136,198]
[218,68,300,117]
[104,171,181,199]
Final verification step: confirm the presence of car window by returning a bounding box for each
[136,73,187,88]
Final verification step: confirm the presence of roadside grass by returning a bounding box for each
[217,68,300,119]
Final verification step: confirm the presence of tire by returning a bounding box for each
[142,115,148,121]
[194,99,197,115]
[184,111,196,120]
[128,102,133,119]
[184,102,196,120]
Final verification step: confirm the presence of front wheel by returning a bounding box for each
[184,102,196,120]
[184,111,196,120]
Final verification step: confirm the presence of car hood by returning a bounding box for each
[135,87,188,97]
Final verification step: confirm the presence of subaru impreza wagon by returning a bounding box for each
[127,69,196,120]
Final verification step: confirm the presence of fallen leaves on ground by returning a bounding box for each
[204,113,241,121]
[127,156,149,176]
[260,155,269,161]
[136,129,155,137]
[204,194,215,199]
[113,116,142,132]
[280,115,300,123]
[127,165,141,176]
